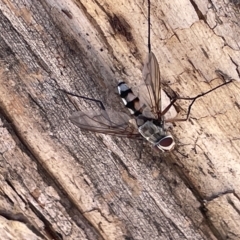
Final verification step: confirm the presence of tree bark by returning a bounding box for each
[0,0,239,239]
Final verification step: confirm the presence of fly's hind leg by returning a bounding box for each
[59,89,106,110]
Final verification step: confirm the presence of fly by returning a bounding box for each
[62,0,233,152]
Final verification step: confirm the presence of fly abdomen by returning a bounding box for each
[118,82,144,116]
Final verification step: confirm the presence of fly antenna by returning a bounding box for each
[148,0,151,53]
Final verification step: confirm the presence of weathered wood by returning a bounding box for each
[0,0,239,239]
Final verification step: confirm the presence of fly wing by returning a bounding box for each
[69,109,141,138]
[137,52,162,116]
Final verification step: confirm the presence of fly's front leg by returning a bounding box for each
[159,97,193,123]
[165,69,234,123]
[159,98,178,117]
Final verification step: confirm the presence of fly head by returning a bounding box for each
[138,120,175,152]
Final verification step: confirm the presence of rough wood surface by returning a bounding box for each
[0,0,239,239]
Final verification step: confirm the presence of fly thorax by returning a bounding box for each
[136,117,146,127]
[118,82,146,116]
[136,115,149,127]
[138,120,166,145]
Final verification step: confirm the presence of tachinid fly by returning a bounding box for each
[65,0,233,152]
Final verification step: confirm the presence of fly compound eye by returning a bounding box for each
[157,136,175,151]
[160,136,173,147]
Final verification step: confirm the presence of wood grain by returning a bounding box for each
[0,0,239,239]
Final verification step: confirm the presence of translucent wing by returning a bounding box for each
[69,109,141,138]
[137,52,162,116]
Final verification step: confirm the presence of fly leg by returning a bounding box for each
[164,70,233,123]
[59,89,106,110]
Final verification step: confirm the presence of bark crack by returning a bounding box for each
[0,208,47,239]
[27,200,64,240]
[203,190,235,202]
[229,56,240,78]
[84,207,112,224]
[189,0,206,23]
